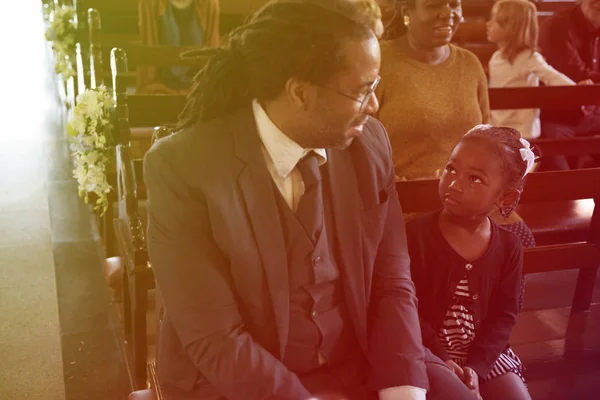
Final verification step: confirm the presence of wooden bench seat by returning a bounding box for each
[396,167,600,312]
[516,200,595,246]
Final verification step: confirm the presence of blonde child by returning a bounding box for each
[486,0,587,139]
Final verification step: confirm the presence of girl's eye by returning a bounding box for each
[445,165,456,173]
[470,176,483,184]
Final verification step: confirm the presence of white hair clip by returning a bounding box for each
[519,138,535,176]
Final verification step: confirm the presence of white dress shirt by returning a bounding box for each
[489,50,575,138]
[252,99,327,211]
[252,100,427,400]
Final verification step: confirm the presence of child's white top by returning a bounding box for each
[489,49,575,138]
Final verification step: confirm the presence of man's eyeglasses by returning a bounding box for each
[321,76,381,111]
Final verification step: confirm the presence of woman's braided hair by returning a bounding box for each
[382,0,416,40]
[176,0,377,129]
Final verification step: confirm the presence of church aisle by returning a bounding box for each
[0,2,65,399]
[0,3,129,399]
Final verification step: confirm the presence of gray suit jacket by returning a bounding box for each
[144,106,428,399]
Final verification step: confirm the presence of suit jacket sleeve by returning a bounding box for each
[419,317,450,362]
[405,223,451,362]
[366,121,429,392]
[466,242,523,378]
[144,144,311,400]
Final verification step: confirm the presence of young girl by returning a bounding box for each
[406,125,535,400]
[487,0,581,139]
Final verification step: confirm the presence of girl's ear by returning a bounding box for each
[497,188,521,217]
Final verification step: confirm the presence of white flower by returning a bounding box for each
[69,114,86,135]
[45,6,76,80]
[67,86,115,215]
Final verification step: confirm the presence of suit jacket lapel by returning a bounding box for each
[230,107,290,359]
[324,147,368,352]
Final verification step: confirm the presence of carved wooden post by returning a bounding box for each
[111,47,151,390]
[571,193,600,315]
[74,0,90,95]
[88,8,103,88]
[111,47,134,379]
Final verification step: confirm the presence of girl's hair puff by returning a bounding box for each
[461,124,538,192]
[492,0,538,63]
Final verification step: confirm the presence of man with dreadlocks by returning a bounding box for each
[144,1,478,399]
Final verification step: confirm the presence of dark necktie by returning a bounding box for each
[295,153,323,244]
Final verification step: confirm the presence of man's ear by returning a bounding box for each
[284,77,316,112]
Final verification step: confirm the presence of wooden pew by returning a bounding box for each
[106,64,600,390]
[489,85,600,245]
[396,168,600,314]
[87,7,207,91]
[489,85,600,110]
[75,0,262,93]
[74,0,141,93]
[75,2,140,92]
[109,46,190,389]
[86,6,202,257]
[110,47,156,389]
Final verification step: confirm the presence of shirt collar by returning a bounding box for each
[252,99,327,179]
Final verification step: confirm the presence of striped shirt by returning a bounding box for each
[439,275,525,383]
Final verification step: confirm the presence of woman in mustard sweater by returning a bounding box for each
[376,0,490,180]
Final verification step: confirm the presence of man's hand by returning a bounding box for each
[462,366,482,400]
[445,360,465,381]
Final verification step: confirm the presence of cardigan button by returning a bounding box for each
[472,293,479,300]
[465,263,472,271]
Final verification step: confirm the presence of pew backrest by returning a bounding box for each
[86,8,208,89]
[395,168,600,275]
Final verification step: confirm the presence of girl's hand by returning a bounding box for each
[462,366,482,400]
[445,360,465,381]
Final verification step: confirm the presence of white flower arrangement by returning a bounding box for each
[45,6,77,80]
[66,86,115,215]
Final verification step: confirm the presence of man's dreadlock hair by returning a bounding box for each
[177,0,377,129]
